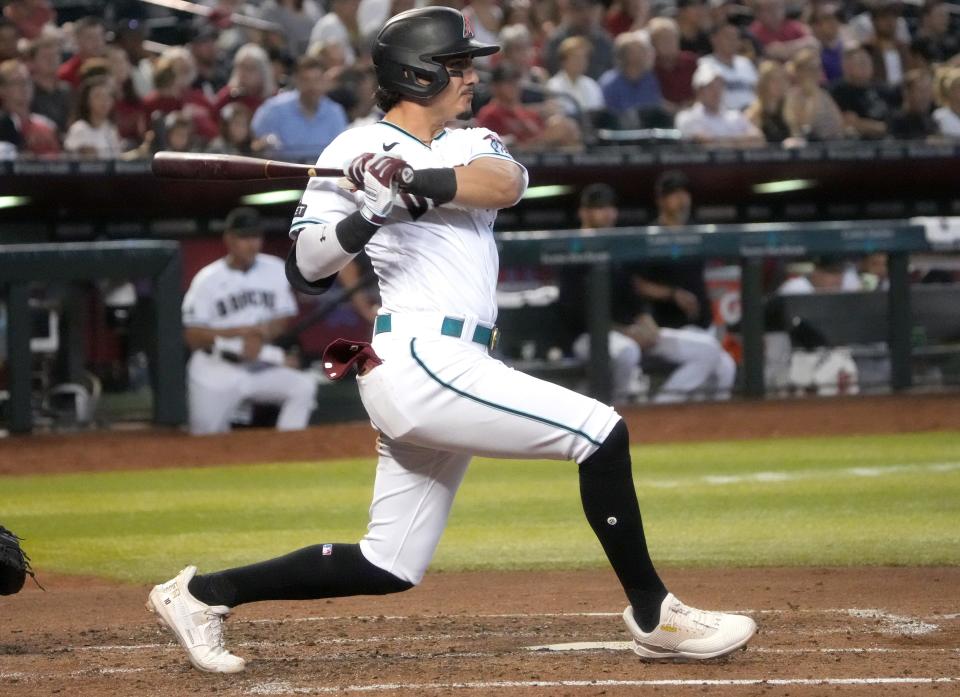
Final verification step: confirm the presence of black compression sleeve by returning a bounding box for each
[406,168,457,205]
[336,210,381,253]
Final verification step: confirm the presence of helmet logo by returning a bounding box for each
[462,13,475,39]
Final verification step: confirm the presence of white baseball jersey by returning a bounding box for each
[288,121,619,584]
[291,121,527,326]
[182,254,315,436]
[183,254,298,330]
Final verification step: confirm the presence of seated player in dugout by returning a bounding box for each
[147,7,756,674]
[180,206,317,435]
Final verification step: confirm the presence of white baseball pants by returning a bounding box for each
[355,315,620,584]
[187,351,317,435]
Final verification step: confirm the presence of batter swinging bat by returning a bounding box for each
[151,152,415,183]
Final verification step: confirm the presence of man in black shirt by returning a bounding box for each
[829,45,896,139]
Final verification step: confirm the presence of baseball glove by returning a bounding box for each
[0,525,41,595]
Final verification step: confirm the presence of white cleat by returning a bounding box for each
[146,565,246,673]
[623,593,757,661]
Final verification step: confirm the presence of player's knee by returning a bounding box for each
[290,374,318,402]
[579,419,630,475]
[354,546,415,594]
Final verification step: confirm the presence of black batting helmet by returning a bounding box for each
[373,7,500,102]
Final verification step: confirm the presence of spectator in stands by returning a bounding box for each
[142,51,219,144]
[475,63,582,151]
[648,17,698,112]
[106,45,147,149]
[212,43,275,118]
[112,18,152,100]
[358,0,416,48]
[783,47,845,141]
[207,101,262,155]
[547,36,607,120]
[543,0,614,80]
[862,0,910,88]
[462,0,503,69]
[604,0,651,38]
[57,16,106,87]
[497,23,550,100]
[251,55,348,161]
[744,59,792,144]
[182,206,316,435]
[188,25,228,102]
[24,33,69,134]
[889,67,938,140]
[675,0,713,56]
[329,65,379,127]
[258,0,324,58]
[808,2,847,84]
[830,45,893,139]
[697,22,758,111]
[64,75,121,158]
[0,18,21,62]
[0,58,60,156]
[933,67,960,137]
[309,0,361,68]
[622,172,736,403]
[847,0,911,50]
[748,0,817,62]
[911,0,960,69]
[158,110,197,153]
[3,0,55,41]
[500,0,553,67]
[675,62,764,145]
[599,31,665,129]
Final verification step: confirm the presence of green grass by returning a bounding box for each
[1,432,958,583]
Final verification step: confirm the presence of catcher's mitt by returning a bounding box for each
[0,525,41,595]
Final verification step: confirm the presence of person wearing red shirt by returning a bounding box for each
[648,17,698,111]
[2,0,55,40]
[748,0,818,61]
[0,59,60,156]
[475,64,580,151]
[142,49,218,143]
[56,16,106,86]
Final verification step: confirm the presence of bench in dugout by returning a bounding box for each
[768,284,960,392]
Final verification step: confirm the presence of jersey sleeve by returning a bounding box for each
[181,273,213,327]
[461,127,529,198]
[288,130,364,238]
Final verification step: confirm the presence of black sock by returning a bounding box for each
[579,420,667,632]
[187,543,412,608]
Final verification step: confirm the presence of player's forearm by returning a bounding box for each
[452,161,525,209]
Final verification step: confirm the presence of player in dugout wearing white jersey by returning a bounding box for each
[181,206,316,435]
[147,7,756,673]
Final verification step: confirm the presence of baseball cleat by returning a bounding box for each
[623,593,757,660]
[146,565,246,673]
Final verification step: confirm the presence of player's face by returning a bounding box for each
[437,55,479,120]
[225,232,263,270]
[579,205,618,229]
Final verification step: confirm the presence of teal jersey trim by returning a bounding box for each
[409,338,602,447]
[291,217,330,227]
[379,120,446,148]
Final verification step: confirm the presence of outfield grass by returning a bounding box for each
[1,431,958,583]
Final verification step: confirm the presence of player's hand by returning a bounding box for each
[241,331,264,362]
[343,152,375,191]
[359,155,408,224]
[672,287,701,320]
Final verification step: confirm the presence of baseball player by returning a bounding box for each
[147,8,756,673]
[181,206,316,434]
[568,182,736,403]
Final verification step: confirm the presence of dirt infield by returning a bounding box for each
[1,393,959,695]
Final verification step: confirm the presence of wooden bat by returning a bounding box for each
[151,152,342,180]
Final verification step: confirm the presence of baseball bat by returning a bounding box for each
[151,152,342,180]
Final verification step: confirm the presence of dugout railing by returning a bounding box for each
[495,220,940,404]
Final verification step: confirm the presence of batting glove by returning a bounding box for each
[343,152,374,191]
[359,155,410,224]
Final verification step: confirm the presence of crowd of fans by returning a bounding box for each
[0,0,958,161]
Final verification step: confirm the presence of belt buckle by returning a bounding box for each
[488,327,500,351]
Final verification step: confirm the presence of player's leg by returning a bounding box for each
[712,343,737,400]
[573,331,643,405]
[186,352,248,435]
[647,328,723,403]
[244,366,317,429]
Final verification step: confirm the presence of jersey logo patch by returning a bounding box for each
[462,13,474,39]
[294,201,306,218]
[483,133,512,157]
[383,142,399,151]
